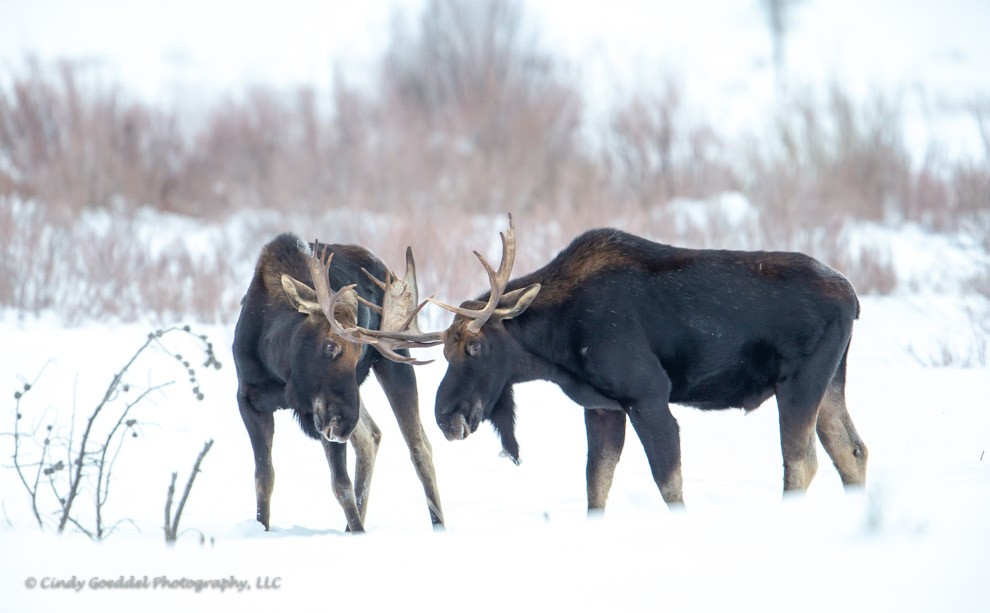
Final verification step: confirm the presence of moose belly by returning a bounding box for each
[670,365,778,411]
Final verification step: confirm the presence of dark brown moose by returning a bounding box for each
[406,216,869,511]
[232,234,443,531]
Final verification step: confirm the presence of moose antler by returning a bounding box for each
[309,242,443,365]
[307,242,366,345]
[351,247,446,364]
[430,213,516,333]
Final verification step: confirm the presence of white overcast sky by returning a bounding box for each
[2,0,987,154]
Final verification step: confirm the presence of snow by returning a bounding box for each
[2,271,989,611]
[2,0,989,610]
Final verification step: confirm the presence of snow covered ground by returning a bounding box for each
[2,0,988,610]
[1,272,988,611]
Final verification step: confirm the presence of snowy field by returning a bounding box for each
[2,0,989,610]
[1,250,989,612]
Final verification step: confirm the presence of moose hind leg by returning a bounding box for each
[585,408,626,512]
[776,397,819,491]
[776,365,838,491]
[238,394,275,530]
[350,401,382,525]
[776,320,865,491]
[321,439,364,533]
[774,322,855,492]
[816,380,868,487]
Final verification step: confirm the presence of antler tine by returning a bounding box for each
[306,241,338,320]
[306,241,370,345]
[429,214,517,333]
[340,246,447,359]
[428,296,485,319]
[462,250,503,332]
[465,216,516,333]
[356,293,383,314]
[325,282,373,345]
[361,267,388,291]
[401,245,421,306]
[372,342,434,366]
[304,240,440,360]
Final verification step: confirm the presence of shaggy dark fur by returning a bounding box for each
[233,233,444,531]
[435,228,868,509]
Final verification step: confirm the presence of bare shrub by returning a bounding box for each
[380,0,586,215]
[742,84,914,230]
[601,76,738,208]
[4,327,221,539]
[825,240,898,297]
[971,96,990,159]
[0,197,244,323]
[164,439,214,545]
[0,58,186,214]
[180,87,335,215]
[0,2,985,321]
[947,161,990,227]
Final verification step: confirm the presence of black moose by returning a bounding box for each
[232,233,443,531]
[415,216,868,510]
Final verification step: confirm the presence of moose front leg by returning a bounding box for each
[582,341,682,507]
[585,408,626,512]
[374,358,445,528]
[321,439,365,533]
[627,401,684,506]
[350,401,382,526]
[238,393,276,530]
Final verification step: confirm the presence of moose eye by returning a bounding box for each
[324,341,340,359]
[466,340,483,357]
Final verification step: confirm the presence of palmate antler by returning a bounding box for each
[307,241,443,365]
[306,241,364,343]
[351,247,446,364]
[430,213,517,333]
[305,215,522,363]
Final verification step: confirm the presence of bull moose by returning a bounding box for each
[402,216,868,510]
[232,233,444,531]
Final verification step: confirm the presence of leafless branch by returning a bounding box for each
[165,439,214,545]
[94,380,174,539]
[10,365,52,529]
[4,326,221,539]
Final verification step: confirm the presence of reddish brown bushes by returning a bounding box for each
[1,1,987,323]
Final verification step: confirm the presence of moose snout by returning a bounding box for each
[313,395,358,443]
[316,414,351,443]
[323,417,348,443]
[443,413,470,441]
[438,399,482,442]
[313,408,354,443]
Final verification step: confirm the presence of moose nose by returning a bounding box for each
[323,417,348,443]
[444,413,470,442]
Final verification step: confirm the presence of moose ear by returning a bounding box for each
[281,274,320,315]
[494,283,541,320]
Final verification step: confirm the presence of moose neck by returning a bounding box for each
[504,309,623,411]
